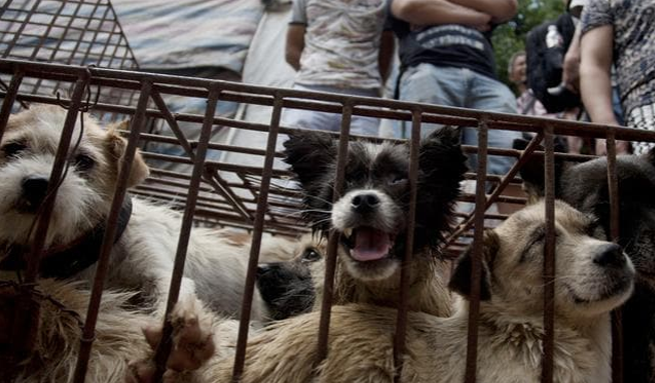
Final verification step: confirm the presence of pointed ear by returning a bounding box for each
[419,126,468,186]
[513,137,566,204]
[448,230,500,301]
[283,130,337,189]
[105,122,149,188]
[646,147,655,168]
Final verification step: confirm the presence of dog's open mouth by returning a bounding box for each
[343,227,396,262]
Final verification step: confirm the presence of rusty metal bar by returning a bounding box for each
[24,75,89,283]
[541,125,556,383]
[73,79,153,382]
[393,108,422,380]
[315,101,354,365]
[446,132,544,247]
[9,74,88,381]
[2,58,655,141]
[0,70,23,142]
[605,132,623,383]
[150,87,197,161]
[231,92,285,381]
[151,84,222,382]
[464,119,489,383]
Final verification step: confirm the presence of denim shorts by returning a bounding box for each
[281,84,380,136]
[396,63,521,176]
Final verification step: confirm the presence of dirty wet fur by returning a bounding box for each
[517,138,655,383]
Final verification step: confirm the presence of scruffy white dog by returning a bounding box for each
[0,105,267,320]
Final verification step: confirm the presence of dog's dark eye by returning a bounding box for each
[302,248,322,262]
[74,153,95,172]
[2,142,27,158]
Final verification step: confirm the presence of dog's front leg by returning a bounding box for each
[152,274,199,316]
[126,296,238,383]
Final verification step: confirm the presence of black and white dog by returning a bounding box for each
[274,128,467,316]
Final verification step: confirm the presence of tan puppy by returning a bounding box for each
[152,200,634,383]
[0,106,267,321]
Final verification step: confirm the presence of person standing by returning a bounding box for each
[580,0,655,154]
[386,0,520,177]
[283,0,394,136]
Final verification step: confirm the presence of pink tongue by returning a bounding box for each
[351,227,392,262]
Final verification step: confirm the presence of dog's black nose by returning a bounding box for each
[257,263,283,278]
[21,176,49,207]
[351,193,380,213]
[593,243,626,268]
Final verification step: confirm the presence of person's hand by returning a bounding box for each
[595,139,630,156]
[475,20,492,32]
[562,48,581,93]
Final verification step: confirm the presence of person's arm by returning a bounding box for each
[562,23,582,93]
[391,0,491,27]
[447,0,518,23]
[378,30,395,83]
[580,24,616,126]
[285,24,306,71]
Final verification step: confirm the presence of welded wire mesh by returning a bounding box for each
[0,0,138,117]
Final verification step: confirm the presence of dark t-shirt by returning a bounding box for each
[386,0,497,80]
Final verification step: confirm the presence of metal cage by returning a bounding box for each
[1,3,655,382]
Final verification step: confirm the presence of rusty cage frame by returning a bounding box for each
[2,35,655,383]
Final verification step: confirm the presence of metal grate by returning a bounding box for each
[0,0,138,116]
[1,58,652,382]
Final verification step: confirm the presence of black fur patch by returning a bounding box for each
[283,128,468,256]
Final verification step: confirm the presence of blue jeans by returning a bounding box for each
[397,64,520,176]
[281,84,380,136]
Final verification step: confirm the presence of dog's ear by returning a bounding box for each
[646,146,655,169]
[448,230,500,301]
[413,127,468,241]
[513,137,566,204]
[105,122,150,188]
[283,130,337,188]
[419,126,468,182]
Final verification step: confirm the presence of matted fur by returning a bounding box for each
[0,106,267,321]
[176,200,634,383]
[1,279,151,383]
[280,129,467,317]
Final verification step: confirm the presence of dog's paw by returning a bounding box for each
[166,297,216,372]
[125,359,155,383]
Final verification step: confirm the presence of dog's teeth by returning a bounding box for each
[343,228,353,238]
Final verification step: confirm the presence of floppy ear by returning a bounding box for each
[283,130,337,189]
[448,230,500,301]
[105,122,150,188]
[513,137,566,203]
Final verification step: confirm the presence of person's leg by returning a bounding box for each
[397,64,467,139]
[466,72,521,176]
[467,72,523,216]
[281,85,342,133]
